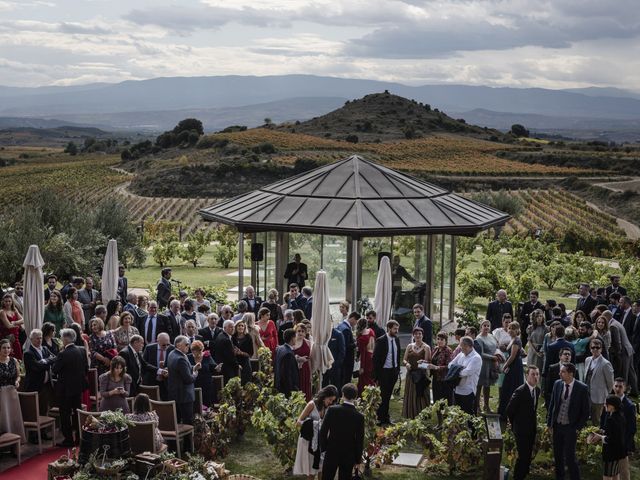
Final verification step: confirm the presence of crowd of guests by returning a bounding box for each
[0,264,638,480]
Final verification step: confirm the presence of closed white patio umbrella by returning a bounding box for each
[374,255,392,328]
[22,245,45,344]
[101,239,119,303]
[310,270,334,386]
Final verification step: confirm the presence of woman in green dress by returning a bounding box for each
[43,289,65,334]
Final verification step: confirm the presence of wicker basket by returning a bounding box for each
[226,475,262,480]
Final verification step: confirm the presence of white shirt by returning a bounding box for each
[450,349,482,395]
[492,327,511,348]
[383,334,398,369]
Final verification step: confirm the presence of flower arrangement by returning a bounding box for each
[83,409,133,433]
[356,297,373,316]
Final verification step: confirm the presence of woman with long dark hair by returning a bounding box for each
[0,294,24,360]
[498,321,524,418]
[591,395,626,480]
[44,290,65,334]
[293,385,338,479]
[126,393,165,452]
[98,356,131,412]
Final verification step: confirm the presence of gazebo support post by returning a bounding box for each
[238,231,244,301]
[349,237,361,310]
[275,232,288,296]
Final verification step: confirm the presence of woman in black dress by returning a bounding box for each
[188,340,217,408]
[233,321,253,385]
[592,395,626,480]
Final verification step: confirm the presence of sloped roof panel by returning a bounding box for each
[199,155,509,237]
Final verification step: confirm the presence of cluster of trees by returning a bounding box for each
[143,221,239,269]
[121,118,204,161]
[64,137,120,156]
[0,193,144,285]
[455,234,640,328]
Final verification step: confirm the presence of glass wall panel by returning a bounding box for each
[431,235,444,327]
[288,233,322,290]
[360,237,392,302]
[322,235,347,304]
[441,235,453,329]
[254,232,276,299]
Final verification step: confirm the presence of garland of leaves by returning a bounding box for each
[251,390,307,469]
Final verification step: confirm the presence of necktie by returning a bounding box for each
[391,338,396,368]
[146,317,154,343]
[159,347,165,363]
[135,352,142,384]
[564,383,570,400]
[531,388,536,409]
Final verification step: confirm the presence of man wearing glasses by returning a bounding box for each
[583,338,614,425]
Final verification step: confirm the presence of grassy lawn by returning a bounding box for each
[126,245,250,294]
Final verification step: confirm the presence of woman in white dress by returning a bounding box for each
[293,385,339,479]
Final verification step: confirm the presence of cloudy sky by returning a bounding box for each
[0,0,638,90]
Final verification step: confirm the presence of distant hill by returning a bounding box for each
[1,74,640,119]
[20,96,347,133]
[278,92,502,141]
[0,125,112,146]
[454,109,640,143]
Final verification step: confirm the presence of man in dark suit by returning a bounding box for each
[284,253,308,289]
[141,301,172,345]
[605,275,626,302]
[214,320,239,383]
[372,320,401,425]
[44,274,57,303]
[619,296,636,341]
[337,312,359,390]
[23,329,56,419]
[156,267,172,309]
[544,348,572,407]
[77,276,99,329]
[366,311,385,339]
[575,283,597,317]
[320,383,364,480]
[278,309,295,345]
[163,300,182,342]
[301,286,313,320]
[506,366,541,480]
[274,328,299,397]
[199,313,222,353]
[546,363,590,480]
[287,283,307,311]
[519,290,544,347]
[486,289,514,331]
[323,326,345,388]
[167,335,200,425]
[608,293,623,322]
[142,332,172,400]
[412,304,432,347]
[543,325,575,379]
[52,328,88,447]
[241,285,263,316]
[119,335,156,397]
[117,265,128,302]
[611,377,636,479]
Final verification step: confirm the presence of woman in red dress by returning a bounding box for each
[293,323,312,401]
[258,307,279,356]
[0,294,24,360]
[356,317,375,395]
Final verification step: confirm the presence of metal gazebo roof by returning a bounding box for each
[198,155,509,237]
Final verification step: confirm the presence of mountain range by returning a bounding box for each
[1,75,639,141]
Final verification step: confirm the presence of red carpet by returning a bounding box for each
[0,446,65,480]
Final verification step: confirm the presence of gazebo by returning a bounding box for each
[199,155,509,324]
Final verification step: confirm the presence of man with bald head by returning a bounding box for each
[142,332,172,400]
[214,320,239,383]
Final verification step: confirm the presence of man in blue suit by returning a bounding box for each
[543,325,575,378]
[323,326,345,388]
[167,335,200,425]
[546,363,590,480]
[337,312,359,390]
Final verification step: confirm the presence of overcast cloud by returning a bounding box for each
[0,0,638,91]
